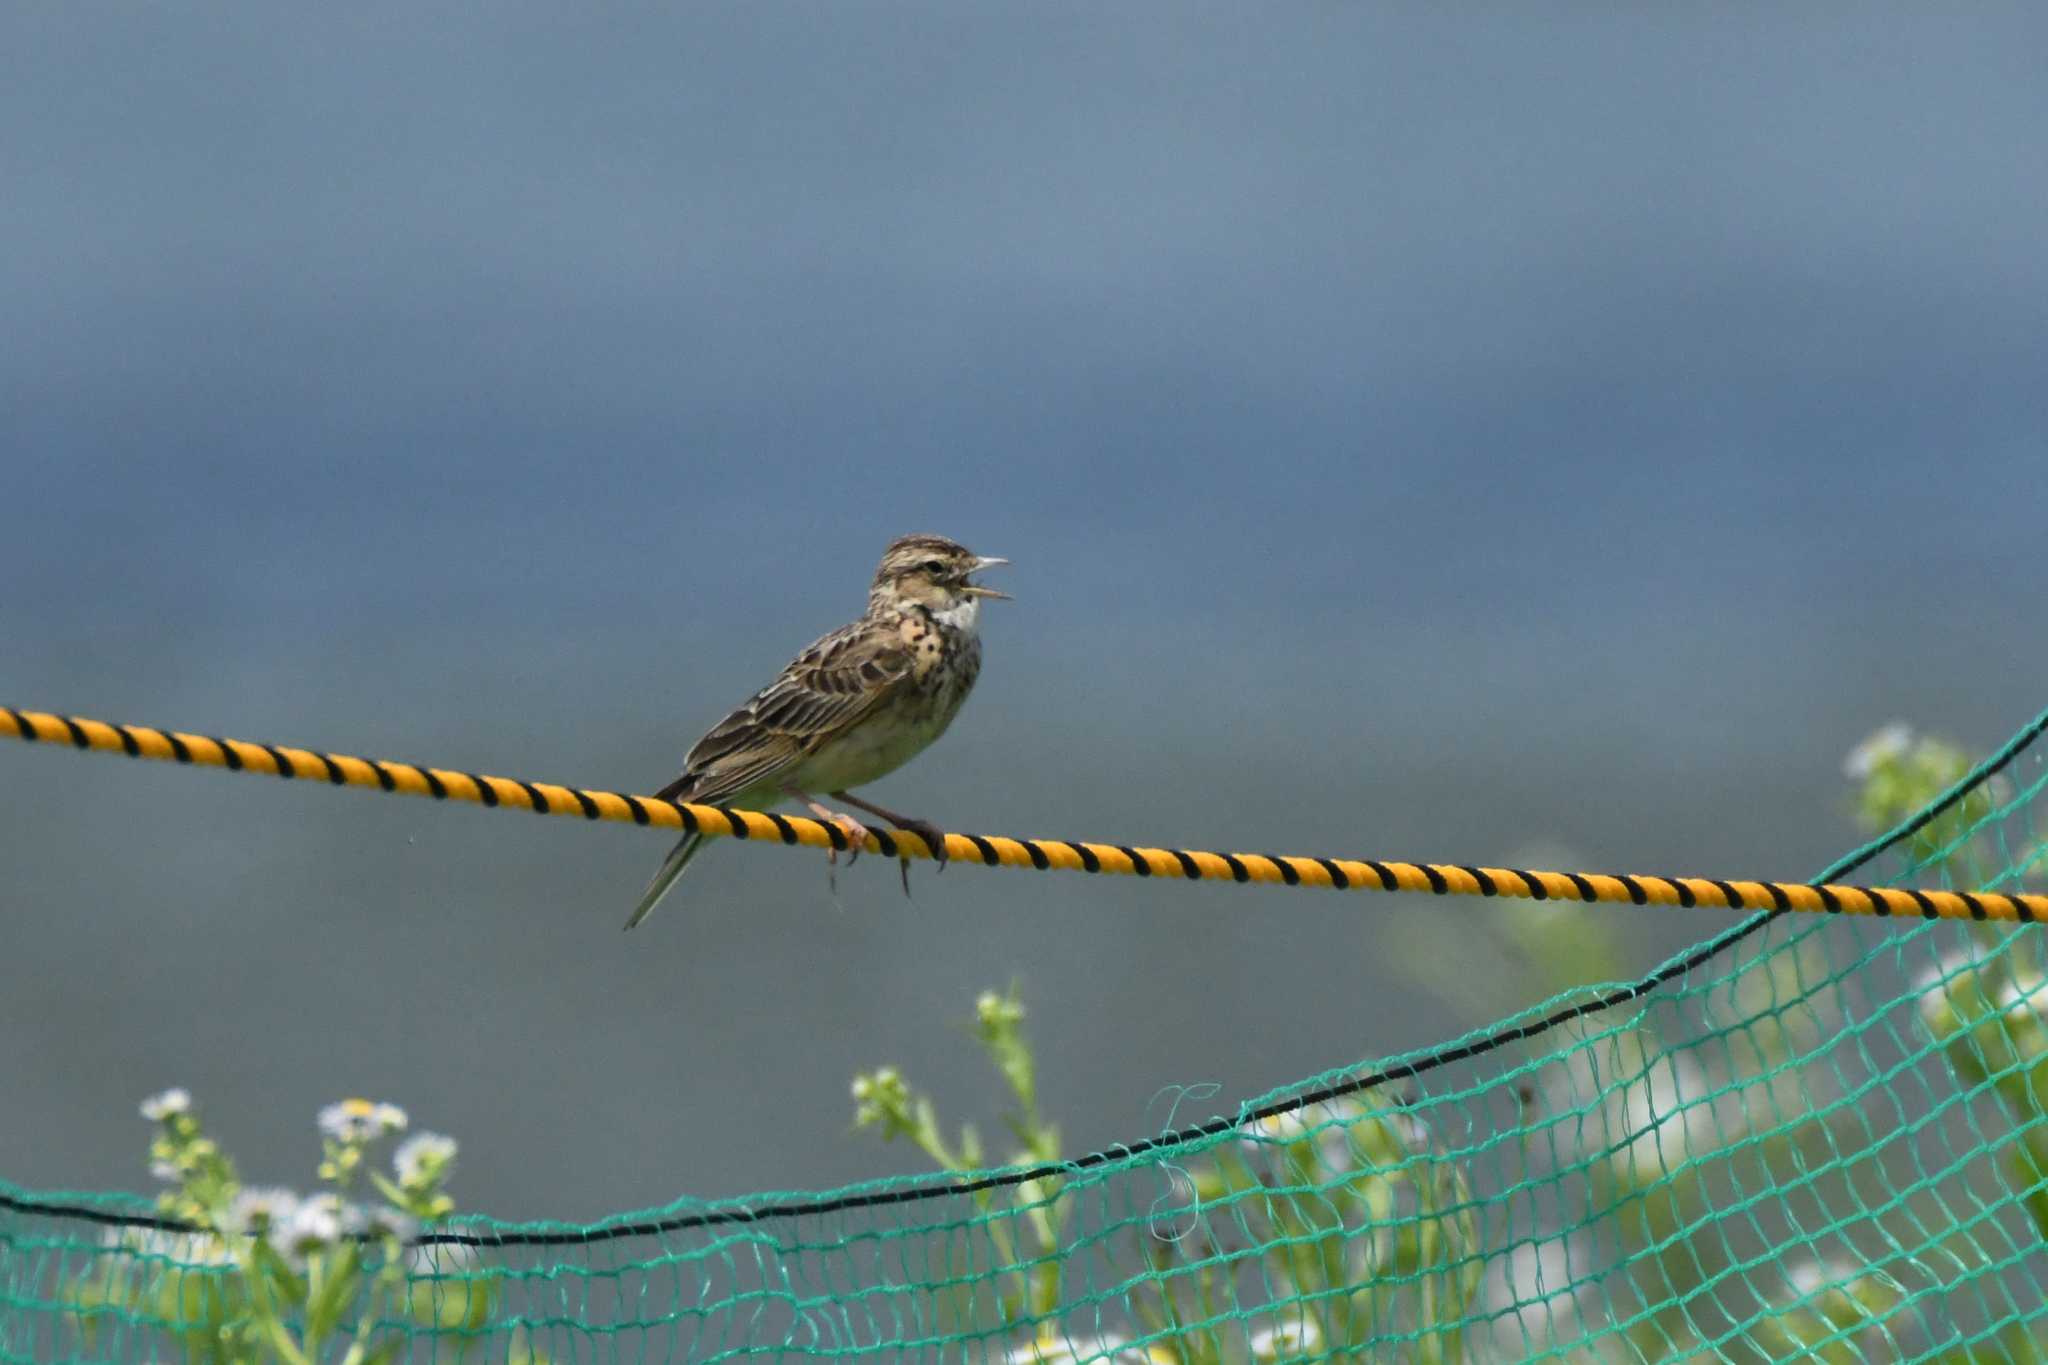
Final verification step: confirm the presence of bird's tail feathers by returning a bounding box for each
[622,831,706,931]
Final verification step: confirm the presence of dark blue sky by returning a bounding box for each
[4,4,2045,1221]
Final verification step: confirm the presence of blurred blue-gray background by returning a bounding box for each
[4,5,2044,1221]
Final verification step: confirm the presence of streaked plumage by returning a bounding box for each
[623,535,1006,929]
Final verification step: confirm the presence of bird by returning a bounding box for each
[622,534,1008,930]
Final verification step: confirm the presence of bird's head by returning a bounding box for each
[870,534,1010,616]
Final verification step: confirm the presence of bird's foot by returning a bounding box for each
[826,790,948,897]
[823,813,870,896]
[827,811,871,869]
[785,786,873,890]
[894,818,948,871]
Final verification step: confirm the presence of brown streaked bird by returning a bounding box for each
[623,534,1008,930]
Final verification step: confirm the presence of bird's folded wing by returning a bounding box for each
[657,620,915,805]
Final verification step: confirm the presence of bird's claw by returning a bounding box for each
[901,819,948,871]
[890,819,948,898]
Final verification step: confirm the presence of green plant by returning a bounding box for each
[851,988,1479,1363]
[63,1091,503,1365]
[834,721,2047,1363]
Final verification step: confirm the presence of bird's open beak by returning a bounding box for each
[964,556,1011,600]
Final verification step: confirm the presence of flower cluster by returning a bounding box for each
[999,1330,1170,1364]
[1916,952,2048,1112]
[318,1097,409,1145]
[135,1091,456,1258]
[975,986,1037,1116]
[1843,721,2007,872]
[71,1090,474,1365]
[139,1088,236,1228]
[317,1096,410,1184]
[850,1066,913,1136]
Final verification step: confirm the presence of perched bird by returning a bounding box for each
[623,534,1008,930]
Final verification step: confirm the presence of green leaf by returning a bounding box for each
[507,1326,553,1365]
[253,1240,308,1308]
[407,1271,496,1334]
[358,1338,405,1365]
[305,1244,363,1348]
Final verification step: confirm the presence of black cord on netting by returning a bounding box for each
[9,706,2046,1247]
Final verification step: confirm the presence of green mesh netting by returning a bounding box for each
[7,711,2048,1364]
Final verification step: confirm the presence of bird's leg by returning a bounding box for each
[782,785,871,874]
[831,790,949,896]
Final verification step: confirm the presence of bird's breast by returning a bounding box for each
[791,625,979,792]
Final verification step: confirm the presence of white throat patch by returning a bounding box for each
[930,597,981,633]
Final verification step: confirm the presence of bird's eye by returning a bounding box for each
[921,560,946,575]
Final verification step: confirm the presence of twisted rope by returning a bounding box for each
[3,704,2038,923]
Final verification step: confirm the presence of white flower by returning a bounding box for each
[1786,1257,1845,1299]
[1781,1258,1905,1327]
[394,1132,458,1187]
[1480,1235,1585,1357]
[851,1067,910,1127]
[149,1159,182,1183]
[1238,1098,1389,1173]
[976,990,1025,1030]
[408,1239,481,1277]
[851,1066,902,1101]
[140,1088,192,1122]
[363,1205,418,1242]
[1844,721,1914,780]
[1549,1030,1712,1182]
[1240,1108,1314,1148]
[285,1194,345,1255]
[103,1225,235,1267]
[1994,975,2048,1056]
[1613,1049,1710,1175]
[1912,947,1987,1015]
[319,1098,408,1144]
[1248,1315,1324,1362]
[1001,1333,1160,1364]
[1995,973,2048,1015]
[226,1186,301,1237]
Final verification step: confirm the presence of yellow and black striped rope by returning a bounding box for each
[4,704,2039,924]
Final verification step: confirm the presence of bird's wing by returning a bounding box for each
[656,617,915,805]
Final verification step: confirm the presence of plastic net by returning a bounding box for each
[6,713,2048,1364]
